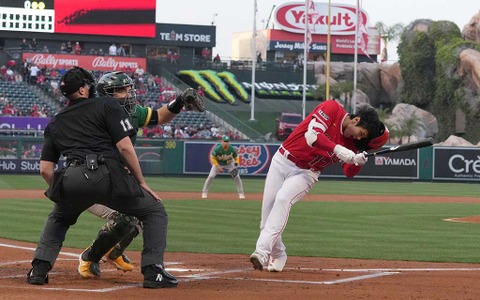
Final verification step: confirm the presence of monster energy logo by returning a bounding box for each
[178,69,318,105]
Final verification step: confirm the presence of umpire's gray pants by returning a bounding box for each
[33,164,168,268]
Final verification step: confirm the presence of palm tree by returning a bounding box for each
[401,112,425,143]
[375,22,404,62]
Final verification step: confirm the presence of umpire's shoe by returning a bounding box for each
[78,247,101,278]
[142,264,178,288]
[27,259,51,285]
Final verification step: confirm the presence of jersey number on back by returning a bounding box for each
[120,118,134,132]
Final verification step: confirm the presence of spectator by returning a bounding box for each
[42,45,49,53]
[117,45,126,56]
[29,38,38,51]
[98,48,104,56]
[197,86,204,97]
[108,43,117,55]
[257,52,262,63]
[213,54,221,63]
[0,93,7,103]
[202,47,210,61]
[135,66,145,77]
[6,68,15,82]
[88,48,97,55]
[29,64,40,85]
[20,39,29,50]
[66,41,73,53]
[60,43,67,53]
[74,42,82,55]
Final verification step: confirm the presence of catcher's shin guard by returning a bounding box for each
[108,225,140,260]
[88,213,139,262]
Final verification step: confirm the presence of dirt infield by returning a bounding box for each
[2,190,480,299]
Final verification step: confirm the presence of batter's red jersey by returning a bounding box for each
[281,100,356,172]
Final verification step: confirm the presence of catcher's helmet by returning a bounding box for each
[60,66,96,98]
[97,71,137,115]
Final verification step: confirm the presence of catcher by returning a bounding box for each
[78,71,205,278]
[201,135,245,199]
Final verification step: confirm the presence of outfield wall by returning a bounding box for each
[0,137,478,182]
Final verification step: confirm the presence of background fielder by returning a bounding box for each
[201,135,245,199]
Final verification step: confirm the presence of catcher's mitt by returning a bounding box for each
[181,88,206,112]
[230,168,239,178]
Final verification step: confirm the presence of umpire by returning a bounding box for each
[27,67,177,289]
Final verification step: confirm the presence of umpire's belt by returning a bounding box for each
[278,146,312,170]
[67,160,85,167]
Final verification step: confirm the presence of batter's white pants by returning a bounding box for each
[202,161,244,194]
[255,151,319,259]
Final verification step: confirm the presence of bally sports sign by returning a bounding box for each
[274,2,369,35]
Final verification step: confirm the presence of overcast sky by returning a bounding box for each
[157,0,479,61]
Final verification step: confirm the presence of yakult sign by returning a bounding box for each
[274,2,368,35]
[22,53,146,71]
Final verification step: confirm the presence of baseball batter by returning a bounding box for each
[79,71,205,278]
[250,100,389,272]
[201,135,245,199]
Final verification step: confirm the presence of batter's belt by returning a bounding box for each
[279,146,314,170]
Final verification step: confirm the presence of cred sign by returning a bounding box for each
[274,2,368,35]
[434,148,480,181]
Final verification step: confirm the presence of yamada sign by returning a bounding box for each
[22,53,146,71]
[274,2,368,35]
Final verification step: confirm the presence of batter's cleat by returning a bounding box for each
[249,251,268,271]
[239,193,245,199]
[267,254,287,272]
[105,247,134,272]
[142,264,178,288]
[78,247,101,278]
[201,192,207,199]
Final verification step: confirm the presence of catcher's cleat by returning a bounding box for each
[142,264,178,289]
[249,251,268,271]
[78,247,101,278]
[267,254,287,272]
[105,247,134,272]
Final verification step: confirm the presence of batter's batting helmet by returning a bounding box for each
[97,71,137,115]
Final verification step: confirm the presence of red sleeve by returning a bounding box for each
[313,133,337,152]
[342,164,362,178]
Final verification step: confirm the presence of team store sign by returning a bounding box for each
[22,53,146,71]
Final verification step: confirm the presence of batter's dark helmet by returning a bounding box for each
[97,71,137,115]
[59,67,96,98]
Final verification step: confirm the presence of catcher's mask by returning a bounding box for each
[60,67,96,98]
[97,71,137,115]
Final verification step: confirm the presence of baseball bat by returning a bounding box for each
[365,137,434,157]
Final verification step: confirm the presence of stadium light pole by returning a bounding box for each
[250,0,257,121]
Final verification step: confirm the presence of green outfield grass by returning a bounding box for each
[1,175,480,263]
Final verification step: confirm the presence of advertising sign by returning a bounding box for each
[0,0,155,37]
[274,2,368,35]
[156,23,216,47]
[185,142,419,179]
[0,116,50,131]
[433,148,480,181]
[22,53,146,71]
[184,142,275,176]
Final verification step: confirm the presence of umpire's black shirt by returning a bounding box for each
[41,97,136,163]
